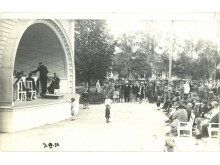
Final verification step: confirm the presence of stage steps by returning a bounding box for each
[42,94,64,99]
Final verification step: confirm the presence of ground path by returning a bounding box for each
[0,101,219,152]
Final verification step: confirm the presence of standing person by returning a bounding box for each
[144,81,148,99]
[96,80,101,93]
[129,81,133,103]
[124,81,131,102]
[131,82,138,102]
[108,85,114,100]
[82,88,89,109]
[138,82,145,104]
[119,81,124,102]
[103,82,109,98]
[105,95,112,123]
[114,81,120,102]
[149,82,154,103]
[183,81,190,100]
[112,88,117,103]
[32,62,49,95]
[70,98,76,121]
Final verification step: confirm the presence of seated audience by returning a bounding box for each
[195,101,219,137]
[169,103,188,135]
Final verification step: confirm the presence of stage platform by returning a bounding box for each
[14,94,73,108]
[0,93,80,133]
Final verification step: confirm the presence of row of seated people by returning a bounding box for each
[13,72,60,101]
[162,90,219,139]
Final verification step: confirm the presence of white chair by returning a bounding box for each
[177,113,195,138]
[208,123,219,139]
[25,80,37,100]
[54,89,60,95]
[16,79,27,102]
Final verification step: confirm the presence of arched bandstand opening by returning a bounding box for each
[15,23,66,78]
[0,19,78,132]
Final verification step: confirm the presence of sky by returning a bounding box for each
[107,18,217,42]
[106,13,219,60]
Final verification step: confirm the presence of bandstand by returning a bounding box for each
[0,18,79,132]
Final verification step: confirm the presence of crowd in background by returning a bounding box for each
[98,78,220,104]
[96,78,219,139]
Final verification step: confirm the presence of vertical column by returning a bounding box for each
[70,20,75,93]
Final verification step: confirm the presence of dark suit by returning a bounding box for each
[48,77,60,94]
[124,84,131,102]
[33,65,48,94]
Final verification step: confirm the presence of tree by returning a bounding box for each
[75,20,116,91]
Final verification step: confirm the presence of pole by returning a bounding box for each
[169,20,174,83]
[70,20,75,93]
[168,20,174,100]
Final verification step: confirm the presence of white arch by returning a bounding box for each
[0,19,74,107]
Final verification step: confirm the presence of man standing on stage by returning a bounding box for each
[32,62,49,95]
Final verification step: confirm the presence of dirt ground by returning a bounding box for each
[0,101,219,152]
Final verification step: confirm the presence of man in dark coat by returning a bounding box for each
[32,62,49,95]
[48,73,60,94]
[124,81,131,102]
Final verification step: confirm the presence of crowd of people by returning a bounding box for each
[94,78,220,141]
[98,79,219,103]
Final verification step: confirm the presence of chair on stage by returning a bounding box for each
[177,113,195,138]
[54,89,60,95]
[25,81,37,100]
[208,123,219,139]
[15,79,27,102]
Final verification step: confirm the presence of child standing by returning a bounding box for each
[71,98,76,121]
[82,88,89,109]
[105,95,112,123]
